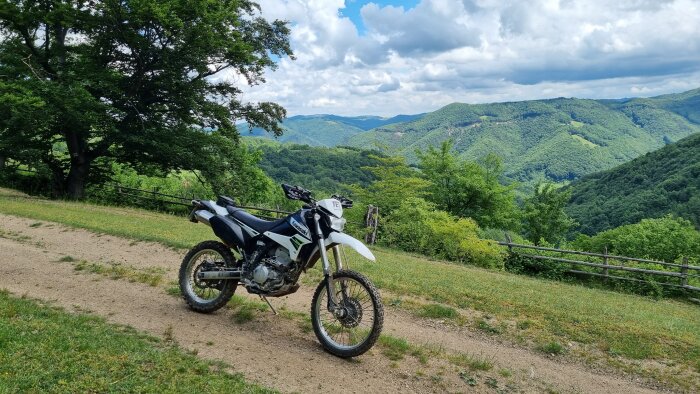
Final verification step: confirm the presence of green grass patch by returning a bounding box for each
[227,295,269,324]
[498,368,512,377]
[2,189,700,375]
[537,341,566,355]
[418,304,458,319]
[58,255,77,263]
[448,353,494,371]
[165,282,181,297]
[73,260,166,287]
[0,290,273,393]
[0,189,209,249]
[378,335,411,361]
[476,318,502,335]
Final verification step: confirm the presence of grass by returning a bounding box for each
[2,188,700,377]
[72,260,167,287]
[0,290,273,393]
[0,189,210,249]
[537,341,567,355]
[227,295,270,324]
[418,304,459,319]
[448,353,494,371]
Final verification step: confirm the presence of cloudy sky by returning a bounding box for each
[238,0,700,117]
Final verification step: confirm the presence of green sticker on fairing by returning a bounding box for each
[290,236,304,250]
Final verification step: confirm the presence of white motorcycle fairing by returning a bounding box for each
[325,232,376,262]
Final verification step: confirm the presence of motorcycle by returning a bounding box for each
[179,184,383,357]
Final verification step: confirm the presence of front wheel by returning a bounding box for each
[179,240,238,313]
[311,270,384,358]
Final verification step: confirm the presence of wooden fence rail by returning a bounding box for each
[499,241,700,293]
[106,183,380,241]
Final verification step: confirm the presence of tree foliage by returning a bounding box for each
[0,0,292,198]
[351,155,430,216]
[523,183,576,245]
[571,216,700,263]
[382,197,503,269]
[418,140,520,230]
[248,140,382,194]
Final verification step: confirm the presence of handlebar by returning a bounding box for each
[282,184,353,209]
[282,184,315,204]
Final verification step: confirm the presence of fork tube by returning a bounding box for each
[332,246,343,272]
[313,214,338,309]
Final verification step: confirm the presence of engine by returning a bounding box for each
[245,246,299,295]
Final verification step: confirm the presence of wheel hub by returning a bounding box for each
[336,297,363,328]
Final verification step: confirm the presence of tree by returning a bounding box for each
[571,215,700,263]
[522,183,576,245]
[352,155,430,216]
[418,140,520,230]
[0,0,292,198]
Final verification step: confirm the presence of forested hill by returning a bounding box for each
[346,88,700,186]
[241,113,424,147]
[566,132,700,235]
[246,139,382,193]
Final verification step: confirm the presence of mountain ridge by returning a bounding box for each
[345,88,700,186]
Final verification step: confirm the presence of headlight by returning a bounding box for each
[330,216,346,232]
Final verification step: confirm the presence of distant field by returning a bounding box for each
[0,290,272,393]
[1,188,698,385]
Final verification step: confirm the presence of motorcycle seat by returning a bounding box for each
[226,206,284,233]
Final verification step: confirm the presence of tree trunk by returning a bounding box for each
[0,155,5,170]
[63,130,91,199]
[65,155,91,200]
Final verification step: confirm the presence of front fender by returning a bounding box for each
[325,232,376,262]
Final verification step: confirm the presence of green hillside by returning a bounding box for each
[347,89,700,186]
[566,133,700,235]
[245,138,382,193]
[242,114,423,147]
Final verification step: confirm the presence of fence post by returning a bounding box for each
[364,205,378,245]
[504,232,513,254]
[681,257,689,288]
[603,246,609,280]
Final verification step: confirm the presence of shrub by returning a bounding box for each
[571,215,700,263]
[381,198,504,269]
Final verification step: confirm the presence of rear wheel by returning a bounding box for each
[311,270,383,358]
[179,240,238,313]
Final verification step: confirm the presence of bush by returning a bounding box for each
[571,215,700,263]
[381,198,504,269]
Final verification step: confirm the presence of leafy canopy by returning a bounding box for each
[0,0,292,198]
[418,140,520,230]
[571,216,700,263]
[522,183,576,245]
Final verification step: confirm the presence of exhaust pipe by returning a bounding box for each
[197,270,242,280]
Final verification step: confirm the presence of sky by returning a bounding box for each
[234,0,700,117]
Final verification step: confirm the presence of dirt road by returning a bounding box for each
[0,214,661,393]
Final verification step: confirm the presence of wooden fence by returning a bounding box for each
[107,184,380,241]
[499,240,700,294]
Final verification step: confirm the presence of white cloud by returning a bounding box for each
[241,0,700,116]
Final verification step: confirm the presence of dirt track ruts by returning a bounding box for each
[0,214,661,393]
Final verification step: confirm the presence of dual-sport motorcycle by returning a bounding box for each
[179,184,383,357]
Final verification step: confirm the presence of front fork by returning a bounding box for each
[313,214,345,312]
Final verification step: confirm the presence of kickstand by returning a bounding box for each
[259,295,278,315]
